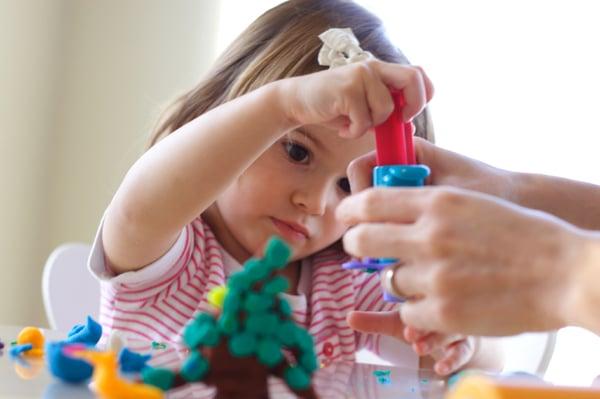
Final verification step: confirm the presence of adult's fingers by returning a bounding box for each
[347,151,377,193]
[399,299,446,333]
[346,311,405,340]
[336,187,429,225]
[342,223,422,259]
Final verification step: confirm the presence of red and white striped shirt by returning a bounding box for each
[89,216,417,367]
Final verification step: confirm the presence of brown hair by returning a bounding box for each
[150,0,434,147]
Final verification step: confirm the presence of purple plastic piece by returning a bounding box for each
[382,290,405,303]
[342,258,394,271]
[343,258,405,302]
[342,259,368,270]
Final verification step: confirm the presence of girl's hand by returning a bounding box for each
[403,325,476,376]
[348,310,475,376]
[281,60,433,138]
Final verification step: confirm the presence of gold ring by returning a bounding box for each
[381,264,404,299]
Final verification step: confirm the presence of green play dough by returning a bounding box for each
[142,367,175,391]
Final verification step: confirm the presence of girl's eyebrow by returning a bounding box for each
[294,127,328,153]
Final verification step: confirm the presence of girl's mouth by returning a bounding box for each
[270,217,309,242]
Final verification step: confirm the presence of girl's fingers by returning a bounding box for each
[414,332,465,356]
[413,65,435,103]
[373,62,427,122]
[346,310,405,340]
[361,63,395,126]
[434,339,475,376]
[343,73,373,138]
[403,325,429,343]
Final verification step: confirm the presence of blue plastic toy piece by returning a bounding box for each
[45,316,102,384]
[373,164,430,188]
[119,347,152,373]
[9,343,33,357]
[46,342,93,383]
[65,315,102,345]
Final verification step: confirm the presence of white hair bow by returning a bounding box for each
[318,28,373,69]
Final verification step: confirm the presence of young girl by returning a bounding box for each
[89,0,501,376]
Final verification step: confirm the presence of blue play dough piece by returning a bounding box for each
[119,347,152,373]
[65,315,102,345]
[9,343,33,357]
[46,341,93,383]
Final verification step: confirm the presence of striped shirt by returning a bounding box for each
[89,215,417,368]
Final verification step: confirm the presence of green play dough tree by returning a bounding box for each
[142,237,319,399]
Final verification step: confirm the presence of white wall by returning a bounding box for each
[0,0,219,326]
[0,0,65,326]
[357,0,600,184]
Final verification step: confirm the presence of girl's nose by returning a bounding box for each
[291,184,330,216]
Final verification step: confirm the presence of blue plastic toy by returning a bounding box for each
[65,315,102,345]
[119,347,152,373]
[46,342,93,383]
[9,343,33,357]
[46,315,102,383]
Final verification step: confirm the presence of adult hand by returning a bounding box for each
[346,137,514,199]
[336,186,589,335]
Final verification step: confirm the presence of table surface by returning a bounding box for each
[0,326,447,399]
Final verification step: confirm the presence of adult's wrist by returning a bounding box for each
[567,231,600,333]
[506,171,535,207]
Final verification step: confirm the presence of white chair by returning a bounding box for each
[42,243,100,332]
[502,332,557,376]
[359,332,556,376]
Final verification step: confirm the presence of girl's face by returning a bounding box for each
[209,125,375,262]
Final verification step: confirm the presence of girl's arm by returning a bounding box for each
[103,61,433,273]
[104,83,293,273]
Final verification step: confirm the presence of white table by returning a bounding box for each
[0,326,447,399]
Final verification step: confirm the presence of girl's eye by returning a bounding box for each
[337,177,351,194]
[284,141,310,163]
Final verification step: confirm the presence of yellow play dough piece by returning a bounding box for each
[16,327,45,357]
[72,349,163,399]
[207,285,228,309]
[14,357,44,379]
